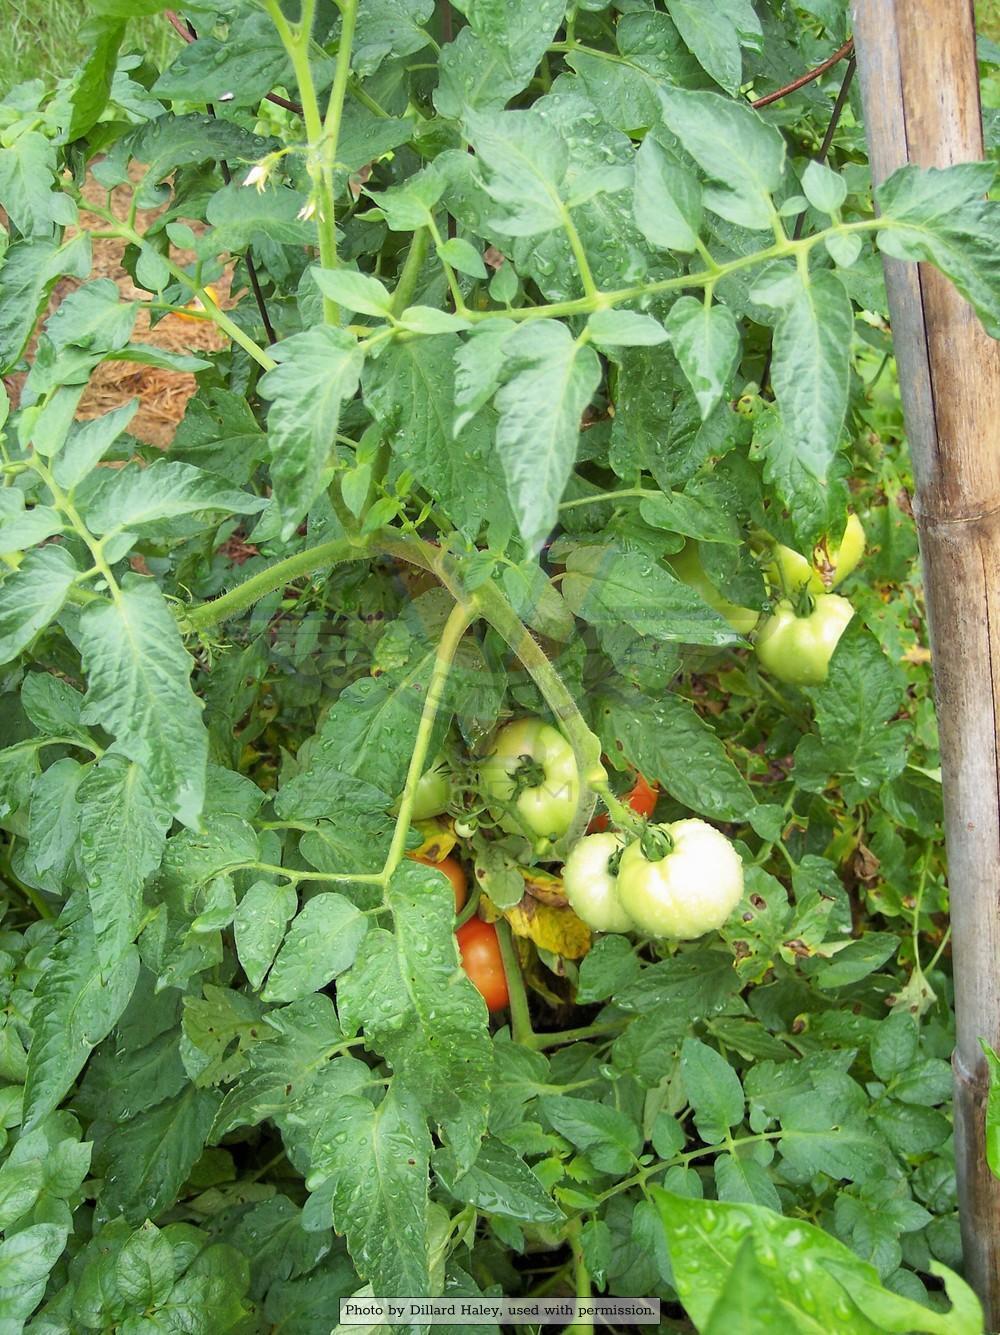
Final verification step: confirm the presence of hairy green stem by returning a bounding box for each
[182,535,372,631]
[379,600,474,884]
[495,917,535,1045]
[391,226,431,317]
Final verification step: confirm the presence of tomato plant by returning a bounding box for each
[455,917,510,1012]
[0,0,994,1329]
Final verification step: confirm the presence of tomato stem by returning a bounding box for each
[495,918,535,1045]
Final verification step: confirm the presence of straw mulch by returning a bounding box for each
[7,167,235,449]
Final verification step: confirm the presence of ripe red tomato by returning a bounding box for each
[455,918,509,1011]
[590,771,658,832]
[411,853,467,911]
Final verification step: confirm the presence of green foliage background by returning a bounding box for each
[0,1,998,1332]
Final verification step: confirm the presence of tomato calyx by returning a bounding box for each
[639,824,674,862]
[511,754,548,795]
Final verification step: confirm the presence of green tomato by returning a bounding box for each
[562,833,636,934]
[405,757,452,821]
[481,719,579,855]
[668,542,759,636]
[768,513,865,595]
[755,594,854,686]
[617,819,743,940]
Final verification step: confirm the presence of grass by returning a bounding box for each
[0,0,178,95]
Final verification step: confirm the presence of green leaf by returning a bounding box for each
[666,296,741,419]
[595,690,754,820]
[565,13,688,134]
[802,160,847,214]
[234,881,298,992]
[23,913,139,1131]
[116,1221,175,1309]
[633,135,702,253]
[494,321,601,551]
[0,131,68,237]
[537,1095,642,1175]
[465,109,568,236]
[52,400,140,491]
[262,894,369,1004]
[307,1083,432,1295]
[366,334,508,540]
[0,238,79,374]
[28,757,84,880]
[869,1012,919,1082]
[77,757,171,968]
[0,489,62,554]
[96,1086,221,1224]
[437,237,488,279]
[213,994,344,1137]
[338,861,493,1174]
[77,459,266,535]
[435,1136,563,1224]
[713,1154,782,1213]
[0,1223,68,1328]
[656,86,786,231]
[576,935,641,1004]
[756,269,853,479]
[20,672,84,738]
[681,1037,745,1144]
[204,182,315,251]
[78,576,208,827]
[587,309,669,348]
[876,161,1000,336]
[95,115,276,204]
[68,16,126,140]
[665,0,744,94]
[354,0,434,75]
[311,267,394,318]
[0,545,79,667]
[984,1041,1000,1181]
[562,544,740,647]
[153,11,292,108]
[258,327,364,537]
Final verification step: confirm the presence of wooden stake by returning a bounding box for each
[852,1,1000,1322]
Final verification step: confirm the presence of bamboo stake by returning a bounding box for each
[852,1,1000,1322]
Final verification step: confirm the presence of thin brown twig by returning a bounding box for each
[751,38,855,108]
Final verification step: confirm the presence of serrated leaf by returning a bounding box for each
[78,576,207,827]
[68,16,125,139]
[23,913,139,1130]
[258,327,364,537]
[437,236,488,278]
[562,544,741,647]
[338,861,492,1174]
[435,1136,562,1224]
[681,1037,745,1144]
[0,131,66,237]
[657,87,785,231]
[96,1085,221,1224]
[213,994,344,1137]
[153,10,292,107]
[0,545,79,667]
[759,269,854,478]
[666,295,741,418]
[665,0,743,93]
[308,1083,432,1294]
[494,321,601,552]
[262,894,368,1003]
[0,1223,68,1327]
[465,109,568,236]
[116,1221,174,1308]
[77,458,266,534]
[537,1095,642,1175]
[77,757,171,967]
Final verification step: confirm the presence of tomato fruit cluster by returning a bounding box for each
[564,820,744,941]
[754,513,864,686]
